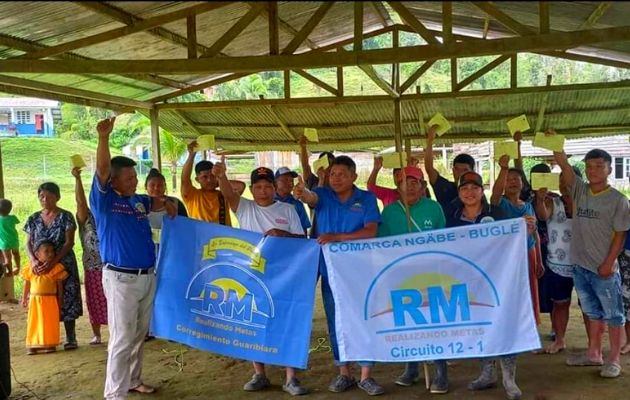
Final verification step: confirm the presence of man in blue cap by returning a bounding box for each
[274,166,311,236]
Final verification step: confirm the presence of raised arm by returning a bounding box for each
[299,135,314,182]
[423,125,439,185]
[513,131,523,171]
[549,129,575,189]
[293,175,319,208]
[95,117,115,186]
[181,140,197,199]
[72,167,88,225]
[212,157,240,213]
[533,189,553,222]
[367,156,383,191]
[491,155,510,206]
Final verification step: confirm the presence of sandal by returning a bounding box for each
[64,341,78,351]
[566,354,603,366]
[129,383,156,394]
[90,336,102,345]
[600,362,622,378]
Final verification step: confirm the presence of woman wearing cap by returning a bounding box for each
[445,171,533,400]
[24,182,83,350]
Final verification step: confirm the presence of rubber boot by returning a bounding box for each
[499,355,522,400]
[468,358,497,390]
[430,360,449,394]
[64,320,78,349]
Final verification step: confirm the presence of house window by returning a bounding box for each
[614,157,630,180]
[16,110,32,124]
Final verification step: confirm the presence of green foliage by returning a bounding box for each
[58,103,109,141]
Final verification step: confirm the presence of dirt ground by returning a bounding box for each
[3,286,630,400]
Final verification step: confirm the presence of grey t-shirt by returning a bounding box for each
[570,177,630,272]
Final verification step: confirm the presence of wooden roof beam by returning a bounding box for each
[0,32,186,90]
[267,105,297,140]
[579,2,612,30]
[73,1,226,58]
[387,2,440,45]
[0,74,152,109]
[174,110,204,136]
[281,2,334,54]
[472,2,534,36]
[187,15,197,59]
[10,25,628,74]
[255,3,318,50]
[539,2,550,34]
[400,60,435,93]
[454,54,511,91]
[200,3,266,58]
[268,2,279,55]
[293,69,338,96]
[18,2,231,59]
[370,2,393,28]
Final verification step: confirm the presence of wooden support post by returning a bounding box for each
[187,15,197,58]
[450,58,457,92]
[539,2,550,34]
[150,108,162,170]
[392,27,399,89]
[337,55,344,97]
[284,70,290,98]
[354,1,363,51]
[511,55,517,88]
[0,141,4,198]
[394,98,403,152]
[442,2,452,43]
[268,1,279,55]
[405,138,412,166]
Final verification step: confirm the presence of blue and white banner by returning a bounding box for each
[152,217,320,369]
[323,218,540,362]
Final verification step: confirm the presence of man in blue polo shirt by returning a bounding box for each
[274,166,311,235]
[90,117,176,400]
[294,155,383,396]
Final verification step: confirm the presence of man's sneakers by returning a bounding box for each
[395,371,419,386]
[328,375,356,393]
[243,373,271,391]
[283,377,308,396]
[357,378,385,396]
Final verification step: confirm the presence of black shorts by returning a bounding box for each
[547,268,574,303]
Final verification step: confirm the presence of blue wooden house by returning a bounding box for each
[0,97,59,137]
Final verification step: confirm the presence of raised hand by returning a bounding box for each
[293,175,305,199]
[513,130,523,142]
[71,166,82,179]
[426,124,438,142]
[96,117,116,138]
[498,154,510,169]
[373,156,383,170]
[212,155,227,178]
[187,140,198,155]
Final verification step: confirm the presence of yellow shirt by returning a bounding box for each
[21,263,67,295]
[183,187,232,226]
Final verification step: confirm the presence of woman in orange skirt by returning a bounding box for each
[21,240,67,354]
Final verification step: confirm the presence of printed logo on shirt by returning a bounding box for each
[576,207,600,219]
[479,216,495,224]
[350,202,363,212]
[423,220,433,229]
[134,202,147,215]
[275,218,288,225]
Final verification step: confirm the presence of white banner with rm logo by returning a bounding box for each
[323,218,540,362]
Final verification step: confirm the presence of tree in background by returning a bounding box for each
[160,130,187,190]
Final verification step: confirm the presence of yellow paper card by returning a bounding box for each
[70,154,86,169]
[313,156,329,172]
[494,141,519,160]
[381,152,405,169]
[507,114,530,136]
[531,173,560,191]
[428,112,452,136]
[196,135,216,151]
[533,132,565,152]
[151,228,161,244]
[304,128,319,142]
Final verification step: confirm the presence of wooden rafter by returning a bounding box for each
[152,73,249,104]
[579,2,611,30]
[369,1,392,28]
[281,2,334,54]
[74,1,226,58]
[442,2,452,43]
[510,55,517,88]
[472,2,532,36]
[450,58,457,91]
[200,3,266,58]
[293,70,338,96]
[359,64,399,97]
[455,54,511,91]
[156,79,630,110]
[400,60,435,93]
[387,2,439,45]
[267,106,297,140]
[0,74,152,109]
[10,26,629,75]
[174,110,203,136]
[17,3,230,60]
[255,4,319,50]
[354,1,364,51]
[0,33,187,90]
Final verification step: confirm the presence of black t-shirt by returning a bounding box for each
[432,175,458,209]
[444,202,507,228]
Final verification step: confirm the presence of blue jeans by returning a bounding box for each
[320,262,374,368]
[573,265,625,327]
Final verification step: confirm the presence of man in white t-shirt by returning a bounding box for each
[212,159,307,396]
